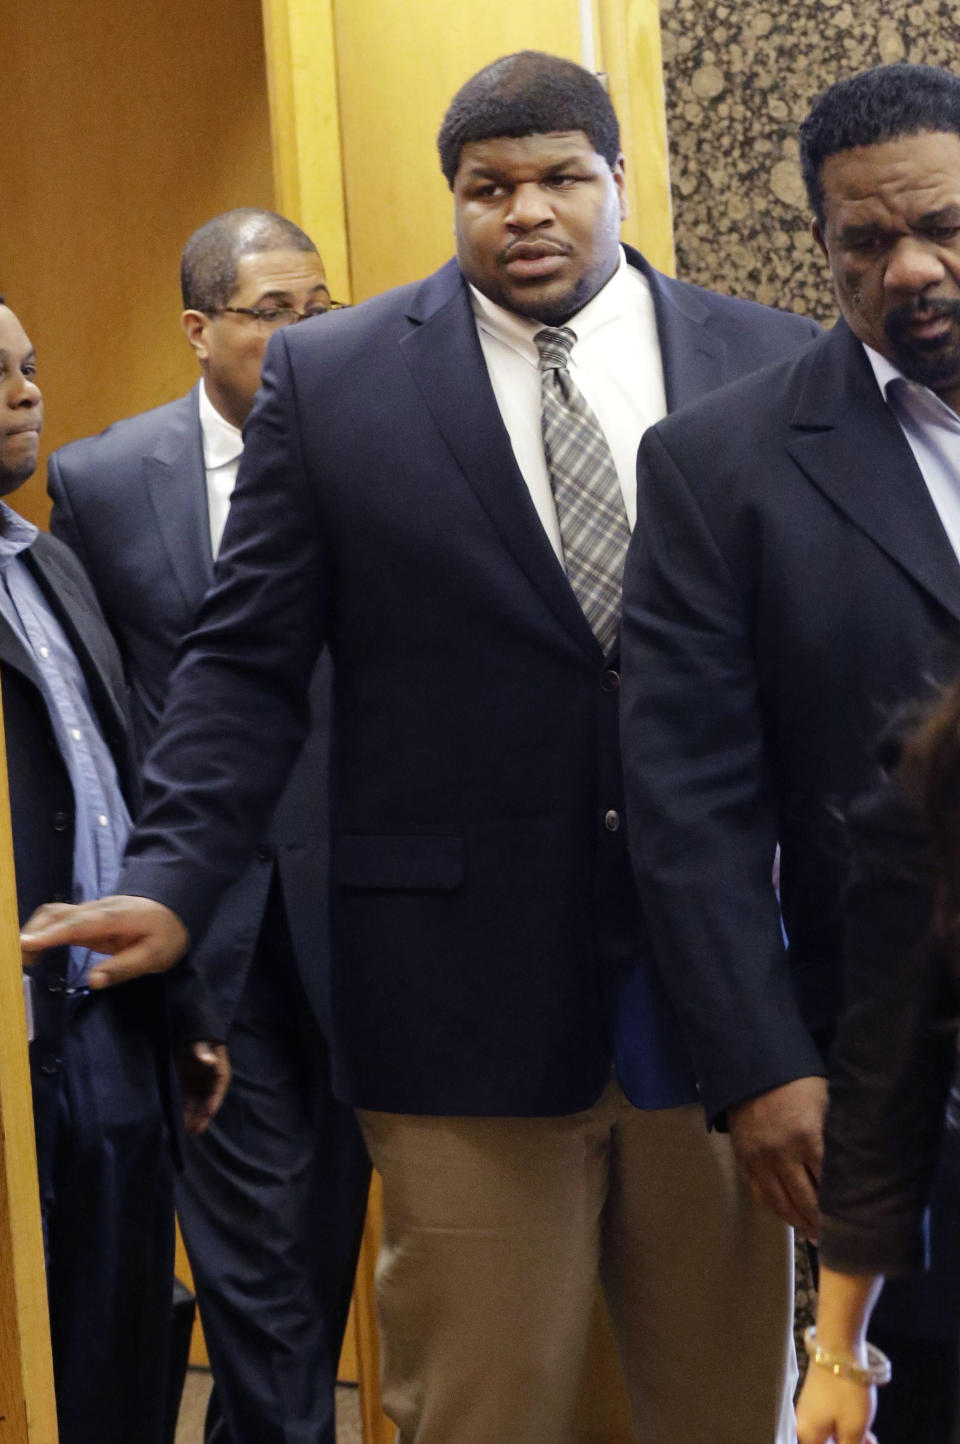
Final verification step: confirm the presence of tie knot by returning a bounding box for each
[534,326,576,373]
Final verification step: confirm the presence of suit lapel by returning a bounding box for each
[0,602,43,687]
[0,542,94,694]
[16,537,139,799]
[632,250,727,411]
[400,261,602,659]
[144,385,214,612]
[786,323,960,625]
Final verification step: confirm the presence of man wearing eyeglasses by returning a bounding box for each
[46,208,369,1444]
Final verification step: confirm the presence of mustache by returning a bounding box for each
[886,296,960,339]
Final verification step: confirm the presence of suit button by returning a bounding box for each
[38,1056,62,1075]
[52,811,71,833]
[600,669,620,693]
[256,845,272,863]
[604,810,620,832]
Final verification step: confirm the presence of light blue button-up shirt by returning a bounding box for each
[865,344,960,564]
[0,504,130,985]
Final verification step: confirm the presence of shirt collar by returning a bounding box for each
[469,245,639,365]
[198,380,244,469]
[863,341,960,430]
[0,501,38,569]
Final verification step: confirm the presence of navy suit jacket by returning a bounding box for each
[48,394,333,1040]
[111,250,819,1115]
[621,320,960,1124]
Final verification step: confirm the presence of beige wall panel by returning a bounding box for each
[600,0,675,274]
[3,0,275,528]
[333,0,584,301]
[262,0,352,300]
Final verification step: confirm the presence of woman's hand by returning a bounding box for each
[795,1365,877,1444]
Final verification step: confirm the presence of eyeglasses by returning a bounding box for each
[209,301,347,328]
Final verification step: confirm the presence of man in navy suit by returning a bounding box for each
[0,299,176,1444]
[46,210,370,1444]
[26,56,818,1443]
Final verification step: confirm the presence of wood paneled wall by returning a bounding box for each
[2,0,276,529]
[264,0,672,306]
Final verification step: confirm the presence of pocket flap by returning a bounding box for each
[333,833,464,891]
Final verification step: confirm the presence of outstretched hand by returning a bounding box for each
[21,895,189,989]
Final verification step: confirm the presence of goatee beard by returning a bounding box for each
[885,297,960,391]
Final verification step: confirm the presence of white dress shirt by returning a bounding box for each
[864,343,960,565]
[471,246,667,560]
[198,380,244,558]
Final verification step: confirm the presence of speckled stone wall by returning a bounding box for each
[659,0,960,322]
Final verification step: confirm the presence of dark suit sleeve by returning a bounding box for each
[117,331,331,942]
[47,451,89,563]
[620,422,824,1122]
[48,451,224,1041]
[819,779,958,1276]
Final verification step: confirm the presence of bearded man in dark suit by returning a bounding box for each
[25,54,819,1444]
[620,63,960,1442]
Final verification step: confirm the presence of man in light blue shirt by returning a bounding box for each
[0,296,177,1444]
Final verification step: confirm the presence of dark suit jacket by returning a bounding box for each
[620,318,960,1124]
[47,391,333,1040]
[4,531,173,1155]
[111,249,819,1116]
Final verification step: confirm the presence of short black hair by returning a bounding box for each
[800,64,960,226]
[180,208,318,312]
[437,51,620,189]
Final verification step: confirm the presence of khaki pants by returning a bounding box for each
[359,1081,797,1444]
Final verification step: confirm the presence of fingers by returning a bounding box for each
[179,1042,231,1135]
[729,1076,828,1232]
[796,1424,832,1444]
[745,1159,819,1236]
[86,939,176,988]
[21,896,189,984]
[804,1119,825,1186]
[778,1160,820,1238]
[797,1404,872,1444]
[191,1043,221,1068]
[184,1096,219,1136]
[20,901,112,958]
[795,1364,875,1444]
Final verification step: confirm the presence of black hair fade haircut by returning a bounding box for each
[437,51,621,189]
[180,208,318,313]
[800,64,960,227]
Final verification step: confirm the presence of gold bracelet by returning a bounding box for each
[803,1327,892,1387]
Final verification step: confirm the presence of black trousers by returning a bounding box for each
[176,880,371,1444]
[33,990,175,1444]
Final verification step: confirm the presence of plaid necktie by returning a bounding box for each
[534,326,631,654]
